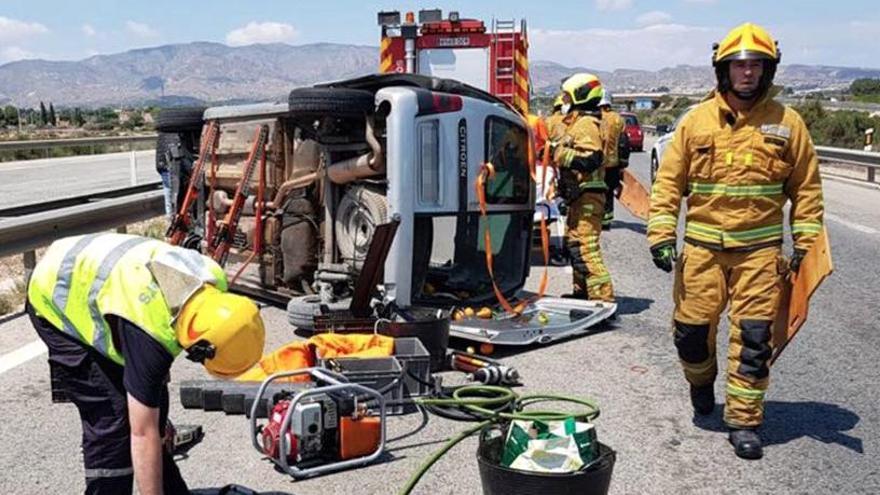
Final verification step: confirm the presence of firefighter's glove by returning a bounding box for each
[650,243,676,273]
[569,152,603,175]
[789,248,806,274]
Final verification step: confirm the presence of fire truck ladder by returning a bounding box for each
[492,19,517,105]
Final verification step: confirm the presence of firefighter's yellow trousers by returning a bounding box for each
[673,242,784,428]
[566,192,614,302]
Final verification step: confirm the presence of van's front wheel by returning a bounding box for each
[288,88,375,117]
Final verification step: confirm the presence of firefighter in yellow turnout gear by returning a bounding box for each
[648,23,824,459]
[598,90,630,229]
[549,74,614,302]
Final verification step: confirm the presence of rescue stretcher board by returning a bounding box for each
[449,298,617,345]
[771,227,833,365]
[617,169,650,221]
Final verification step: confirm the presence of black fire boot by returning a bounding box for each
[728,428,763,460]
[689,384,715,415]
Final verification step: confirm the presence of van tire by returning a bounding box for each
[288,88,374,117]
[156,107,206,132]
[287,295,349,331]
[335,186,388,271]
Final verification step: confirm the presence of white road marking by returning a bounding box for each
[825,213,879,236]
[0,339,47,375]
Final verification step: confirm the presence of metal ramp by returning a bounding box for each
[449,297,617,346]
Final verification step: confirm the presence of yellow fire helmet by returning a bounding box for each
[176,285,266,378]
[713,22,780,65]
[712,23,781,99]
[561,73,604,110]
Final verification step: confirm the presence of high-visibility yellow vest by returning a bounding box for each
[28,233,227,365]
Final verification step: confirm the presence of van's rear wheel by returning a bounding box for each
[156,107,206,132]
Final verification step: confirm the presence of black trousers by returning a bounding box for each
[27,304,188,495]
[604,167,622,219]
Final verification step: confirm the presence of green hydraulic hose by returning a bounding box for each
[398,385,601,495]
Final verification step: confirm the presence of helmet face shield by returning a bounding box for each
[717,49,775,64]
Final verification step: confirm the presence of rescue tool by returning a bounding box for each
[211,124,269,267]
[248,368,386,478]
[167,120,220,245]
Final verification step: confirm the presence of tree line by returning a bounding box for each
[0,103,156,133]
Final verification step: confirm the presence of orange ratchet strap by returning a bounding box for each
[476,159,550,316]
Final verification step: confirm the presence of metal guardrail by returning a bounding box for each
[817,146,879,183]
[0,134,157,153]
[0,182,162,218]
[0,187,164,259]
[641,128,878,184]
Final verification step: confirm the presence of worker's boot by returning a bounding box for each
[602,212,613,230]
[690,384,715,415]
[728,428,763,460]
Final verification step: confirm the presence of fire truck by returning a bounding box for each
[377,9,530,116]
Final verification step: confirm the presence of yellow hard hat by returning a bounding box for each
[561,73,603,109]
[176,285,265,378]
[552,93,564,111]
[713,22,780,65]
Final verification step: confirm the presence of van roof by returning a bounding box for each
[203,102,288,121]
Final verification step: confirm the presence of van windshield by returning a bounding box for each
[413,211,531,306]
[484,117,530,205]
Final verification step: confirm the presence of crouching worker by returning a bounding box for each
[26,233,265,495]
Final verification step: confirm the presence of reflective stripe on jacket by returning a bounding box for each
[648,86,824,251]
[27,233,227,365]
[548,110,606,191]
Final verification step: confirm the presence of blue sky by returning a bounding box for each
[1,0,878,70]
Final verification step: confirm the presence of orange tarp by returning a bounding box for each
[236,333,394,382]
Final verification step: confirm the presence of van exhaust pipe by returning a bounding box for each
[327,117,385,184]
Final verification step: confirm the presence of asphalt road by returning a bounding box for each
[0,137,878,494]
[0,150,157,209]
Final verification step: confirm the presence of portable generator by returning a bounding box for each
[248,368,387,478]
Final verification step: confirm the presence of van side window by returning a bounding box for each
[418,120,441,205]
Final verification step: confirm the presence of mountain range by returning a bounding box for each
[1,41,879,107]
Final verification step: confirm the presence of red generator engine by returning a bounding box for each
[250,368,386,478]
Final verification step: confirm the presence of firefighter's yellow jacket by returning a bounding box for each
[648,87,823,251]
[600,110,626,169]
[548,110,605,191]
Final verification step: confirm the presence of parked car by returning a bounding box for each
[650,106,696,183]
[620,112,643,152]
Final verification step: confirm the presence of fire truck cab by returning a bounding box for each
[377,9,530,116]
